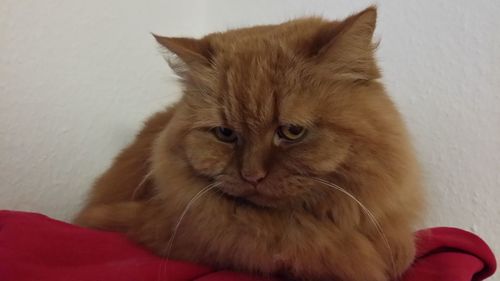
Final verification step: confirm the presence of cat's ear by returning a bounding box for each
[310,7,380,80]
[152,34,213,78]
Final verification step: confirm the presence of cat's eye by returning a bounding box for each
[277,124,306,142]
[213,127,238,143]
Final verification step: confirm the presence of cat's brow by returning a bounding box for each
[191,118,225,129]
[279,109,317,127]
[279,116,316,127]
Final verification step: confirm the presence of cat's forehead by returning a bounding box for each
[197,18,338,132]
[214,52,317,133]
[218,55,280,132]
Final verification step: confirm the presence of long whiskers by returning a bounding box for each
[310,177,396,275]
[166,181,222,258]
[158,181,221,281]
[131,169,153,200]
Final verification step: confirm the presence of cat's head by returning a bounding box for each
[153,7,418,211]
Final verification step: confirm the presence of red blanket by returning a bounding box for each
[0,211,495,281]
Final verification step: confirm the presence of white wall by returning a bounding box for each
[1,0,499,272]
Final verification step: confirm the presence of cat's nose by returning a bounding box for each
[241,170,267,184]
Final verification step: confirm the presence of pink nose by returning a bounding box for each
[241,170,267,184]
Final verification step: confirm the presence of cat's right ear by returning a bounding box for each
[306,7,380,81]
[152,34,213,78]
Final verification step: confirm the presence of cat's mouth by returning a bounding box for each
[215,186,281,209]
[218,191,265,209]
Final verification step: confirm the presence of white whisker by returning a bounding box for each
[167,182,221,258]
[311,177,396,275]
[158,181,221,281]
[131,169,153,200]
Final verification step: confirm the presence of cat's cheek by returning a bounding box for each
[295,144,350,174]
[183,133,233,176]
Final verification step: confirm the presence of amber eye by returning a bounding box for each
[213,127,238,143]
[277,124,306,142]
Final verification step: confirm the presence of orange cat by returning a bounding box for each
[75,7,423,281]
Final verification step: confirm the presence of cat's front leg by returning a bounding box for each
[73,201,144,232]
[277,231,390,281]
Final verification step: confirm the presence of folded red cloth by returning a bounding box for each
[0,211,495,281]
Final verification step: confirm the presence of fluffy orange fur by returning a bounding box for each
[75,7,423,281]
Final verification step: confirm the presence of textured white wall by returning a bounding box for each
[1,0,499,273]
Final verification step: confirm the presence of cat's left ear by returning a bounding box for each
[152,34,213,78]
[310,7,380,80]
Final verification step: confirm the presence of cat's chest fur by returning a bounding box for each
[132,186,387,281]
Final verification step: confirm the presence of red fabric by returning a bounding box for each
[0,211,495,281]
